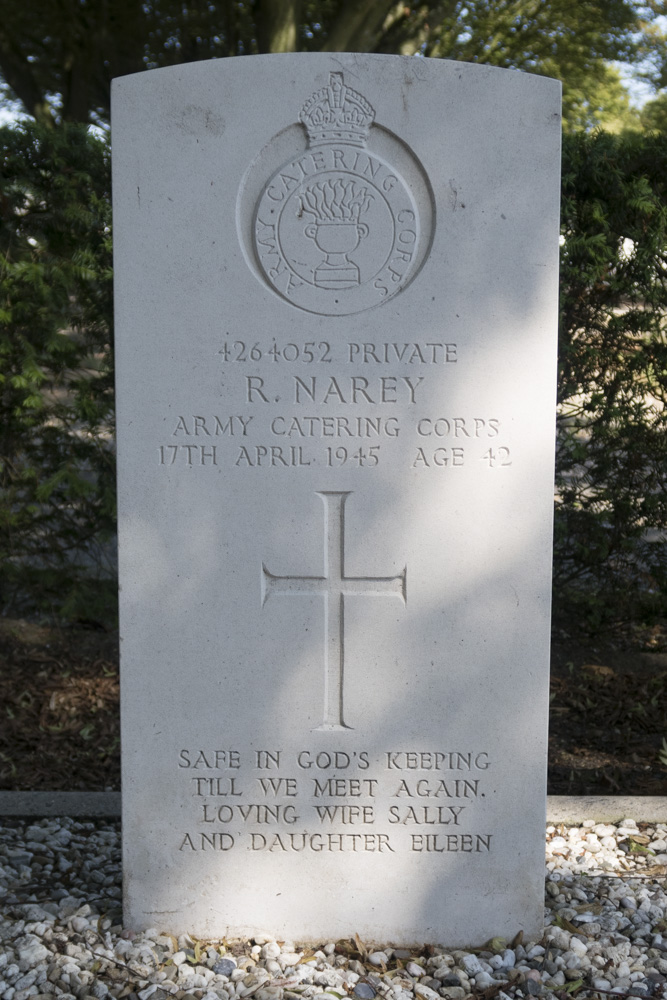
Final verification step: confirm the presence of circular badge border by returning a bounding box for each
[237,122,436,317]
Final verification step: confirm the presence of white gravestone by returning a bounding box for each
[113,53,561,944]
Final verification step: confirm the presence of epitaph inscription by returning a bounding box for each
[262,491,406,730]
[177,746,493,856]
[251,73,431,315]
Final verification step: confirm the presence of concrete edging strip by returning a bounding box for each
[0,792,664,822]
[547,796,667,824]
[0,791,121,817]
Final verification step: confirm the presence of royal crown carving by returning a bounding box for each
[299,72,375,147]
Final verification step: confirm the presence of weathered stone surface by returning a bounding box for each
[112,53,561,943]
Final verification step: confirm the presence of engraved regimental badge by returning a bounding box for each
[248,72,433,316]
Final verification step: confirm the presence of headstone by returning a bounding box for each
[113,53,561,944]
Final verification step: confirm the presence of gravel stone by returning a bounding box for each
[406,963,425,978]
[414,984,439,1000]
[461,955,482,975]
[214,959,238,976]
[353,985,376,998]
[2,817,667,1000]
[437,974,461,986]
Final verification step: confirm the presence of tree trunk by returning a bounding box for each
[0,31,53,123]
[321,0,398,52]
[256,0,301,53]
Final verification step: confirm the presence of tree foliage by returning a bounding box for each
[1,6,667,627]
[0,121,115,619]
[556,129,667,626]
[641,91,667,132]
[0,0,664,130]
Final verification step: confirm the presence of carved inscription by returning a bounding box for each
[177,747,493,854]
[156,310,513,869]
[262,491,406,730]
[217,340,456,364]
[154,336,516,469]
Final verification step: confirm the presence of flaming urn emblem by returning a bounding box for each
[299,180,373,288]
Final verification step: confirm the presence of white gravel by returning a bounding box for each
[1,817,667,1000]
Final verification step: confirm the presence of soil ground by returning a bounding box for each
[1,615,666,795]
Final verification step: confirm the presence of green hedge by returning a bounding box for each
[0,122,115,621]
[1,123,666,629]
[557,130,667,628]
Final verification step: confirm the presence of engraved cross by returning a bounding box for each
[261,491,407,731]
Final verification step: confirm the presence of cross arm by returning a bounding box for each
[261,565,327,605]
